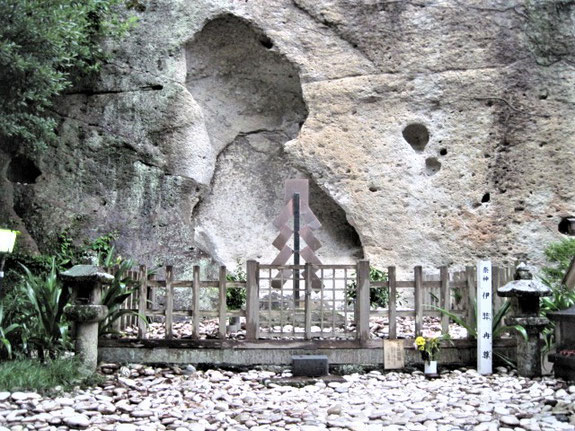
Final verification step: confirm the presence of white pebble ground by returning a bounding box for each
[1,365,574,431]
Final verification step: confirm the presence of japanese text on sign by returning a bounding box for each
[477,260,492,375]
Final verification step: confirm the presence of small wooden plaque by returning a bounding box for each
[384,340,405,369]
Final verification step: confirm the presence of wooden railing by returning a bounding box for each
[112,261,515,343]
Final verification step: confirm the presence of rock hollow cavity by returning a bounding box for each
[185,14,362,266]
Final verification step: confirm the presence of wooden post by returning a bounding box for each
[218,266,227,339]
[165,265,174,340]
[138,265,148,338]
[304,263,312,340]
[246,260,259,341]
[192,265,200,340]
[388,266,397,340]
[492,266,503,312]
[414,266,423,337]
[440,266,450,334]
[357,260,370,344]
[466,265,476,336]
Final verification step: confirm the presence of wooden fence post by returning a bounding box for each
[414,266,423,337]
[466,265,476,337]
[192,265,200,340]
[357,259,370,344]
[218,266,227,340]
[492,266,499,311]
[138,265,148,339]
[246,260,259,341]
[388,266,397,340]
[440,266,450,334]
[165,265,174,339]
[304,262,312,340]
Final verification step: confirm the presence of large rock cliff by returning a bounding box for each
[1,0,574,275]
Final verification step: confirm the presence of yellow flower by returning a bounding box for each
[415,336,425,346]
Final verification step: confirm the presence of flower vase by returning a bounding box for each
[424,360,438,375]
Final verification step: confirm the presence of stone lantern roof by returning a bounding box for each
[60,265,114,284]
[497,264,551,298]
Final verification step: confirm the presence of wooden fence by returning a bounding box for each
[111,260,515,344]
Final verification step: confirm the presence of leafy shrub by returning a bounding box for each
[226,262,247,310]
[346,267,389,309]
[0,0,136,146]
[540,238,575,313]
[539,238,575,352]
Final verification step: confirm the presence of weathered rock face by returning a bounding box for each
[1,0,574,275]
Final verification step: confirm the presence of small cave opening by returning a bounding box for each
[558,217,575,235]
[425,157,441,176]
[481,193,491,203]
[6,155,42,184]
[259,35,274,49]
[439,148,448,156]
[402,123,429,152]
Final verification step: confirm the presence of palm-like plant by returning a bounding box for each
[432,300,527,367]
[98,247,145,336]
[432,300,527,339]
[20,258,71,360]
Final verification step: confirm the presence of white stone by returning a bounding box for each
[500,415,520,426]
[11,392,40,402]
[63,414,90,428]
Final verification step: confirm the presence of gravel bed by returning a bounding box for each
[120,316,468,341]
[1,365,574,431]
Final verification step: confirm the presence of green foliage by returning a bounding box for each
[98,246,145,336]
[226,262,247,310]
[539,238,575,353]
[19,258,71,360]
[0,357,104,392]
[0,0,136,146]
[1,231,139,355]
[540,238,575,313]
[346,267,389,309]
[432,300,527,368]
[432,300,527,341]
[414,334,452,362]
[3,230,117,287]
[90,232,119,265]
[0,306,19,359]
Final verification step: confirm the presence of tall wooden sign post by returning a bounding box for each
[477,260,493,375]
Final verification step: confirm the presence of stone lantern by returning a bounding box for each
[548,305,575,381]
[0,228,19,299]
[497,264,551,377]
[60,265,113,372]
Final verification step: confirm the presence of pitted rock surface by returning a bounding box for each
[1,1,574,274]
